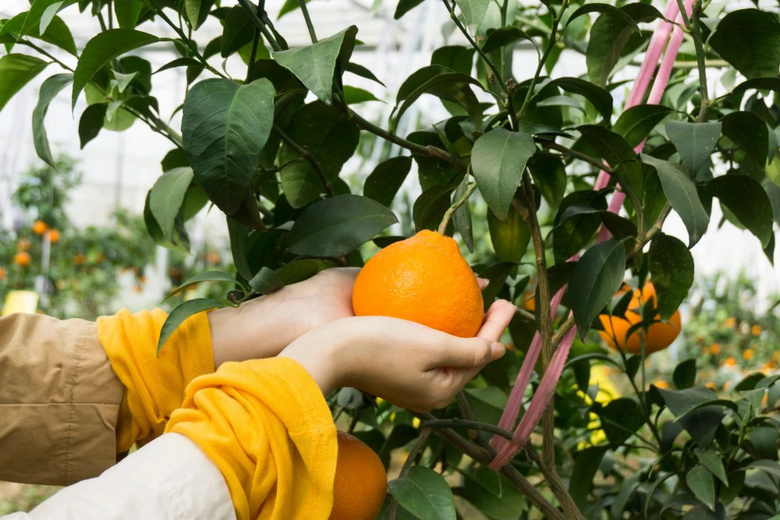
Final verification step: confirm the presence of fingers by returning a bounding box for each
[477,299,517,341]
[477,277,489,291]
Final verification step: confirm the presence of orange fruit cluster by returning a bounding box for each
[352,230,484,338]
[329,431,387,520]
[599,282,681,355]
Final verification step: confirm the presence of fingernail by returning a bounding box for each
[490,342,506,358]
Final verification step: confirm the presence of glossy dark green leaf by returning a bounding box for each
[78,103,107,148]
[279,102,360,207]
[730,77,780,98]
[673,358,697,390]
[471,128,536,220]
[686,465,716,511]
[649,233,694,319]
[488,206,529,262]
[453,467,527,520]
[249,266,284,295]
[657,387,719,419]
[144,192,188,253]
[694,448,728,486]
[569,446,610,508]
[641,154,709,247]
[570,240,627,337]
[275,259,335,285]
[576,124,640,173]
[227,217,252,281]
[272,26,358,103]
[552,190,607,262]
[394,72,483,128]
[586,4,661,86]
[0,54,49,113]
[721,111,769,166]
[710,9,780,80]
[164,270,239,301]
[706,175,773,247]
[748,426,779,461]
[613,104,673,148]
[364,156,412,207]
[72,29,159,107]
[286,195,398,256]
[342,85,380,104]
[666,121,722,176]
[478,262,515,309]
[344,62,385,87]
[482,26,533,54]
[149,167,194,239]
[388,466,456,520]
[527,153,567,207]
[182,78,275,214]
[220,6,254,58]
[598,397,645,445]
[115,0,146,29]
[550,77,614,121]
[158,298,229,353]
[186,0,216,29]
[32,73,72,167]
[413,185,455,232]
[431,46,475,75]
[394,0,425,19]
[452,176,474,252]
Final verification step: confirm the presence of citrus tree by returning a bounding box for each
[2,0,780,517]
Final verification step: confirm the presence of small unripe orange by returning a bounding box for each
[32,220,48,235]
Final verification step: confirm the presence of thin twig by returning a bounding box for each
[438,183,477,234]
[297,0,318,43]
[424,418,513,439]
[385,428,433,519]
[236,0,283,52]
[273,124,333,196]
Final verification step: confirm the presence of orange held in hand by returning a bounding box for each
[14,252,31,267]
[598,282,681,355]
[352,230,484,338]
[32,220,48,235]
[329,431,387,520]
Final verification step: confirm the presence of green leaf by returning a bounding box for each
[164,270,239,301]
[641,154,709,247]
[694,448,728,486]
[730,77,780,98]
[32,73,72,167]
[248,266,284,295]
[394,72,484,129]
[272,26,358,103]
[569,446,609,508]
[275,259,335,285]
[452,176,474,252]
[78,103,107,148]
[394,0,425,19]
[488,204,529,262]
[666,121,722,176]
[710,9,780,80]
[413,185,456,232]
[550,77,614,121]
[748,426,779,460]
[343,85,381,104]
[686,465,716,511]
[186,0,215,30]
[482,26,534,54]
[431,46,475,75]
[453,467,527,520]
[221,6,254,58]
[149,167,195,239]
[576,124,640,173]
[72,29,160,108]
[115,0,145,29]
[454,0,490,28]
[471,128,536,221]
[286,194,398,256]
[586,4,661,87]
[552,191,607,263]
[649,233,694,319]
[364,156,412,207]
[721,111,769,166]
[388,466,456,520]
[227,217,252,281]
[706,175,773,247]
[158,298,228,353]
[528,153,567,207]
[0,54,49,113]
[182,78,275,215]
[673,359,697,390]
[598,398,645,446]
[569,240,627,338]
[613,105,674,148]
[344,62,385,87]
[657,386,719,418]
[279,102,360,208]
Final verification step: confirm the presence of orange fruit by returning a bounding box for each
[598,282,681,355]
[352,230,484,337]
[14,252,31,267]
[330,431,387,520]
[520,288,535,312]
[0,266,6,280]
[47,229,61,243]
[32,220,48,235]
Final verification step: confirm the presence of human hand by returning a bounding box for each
[209,268,359,366]
[279,299,516,412]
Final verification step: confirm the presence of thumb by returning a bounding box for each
[429,338,506,369]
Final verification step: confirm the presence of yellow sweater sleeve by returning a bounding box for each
[166,358,338,520]
[97,309,215,452]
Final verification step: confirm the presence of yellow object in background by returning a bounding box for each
[1,290,39,317]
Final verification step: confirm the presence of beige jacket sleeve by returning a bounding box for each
[0,312,124,486]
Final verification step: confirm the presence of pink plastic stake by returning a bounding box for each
[490,285,567,452]
[488,326,578,470]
